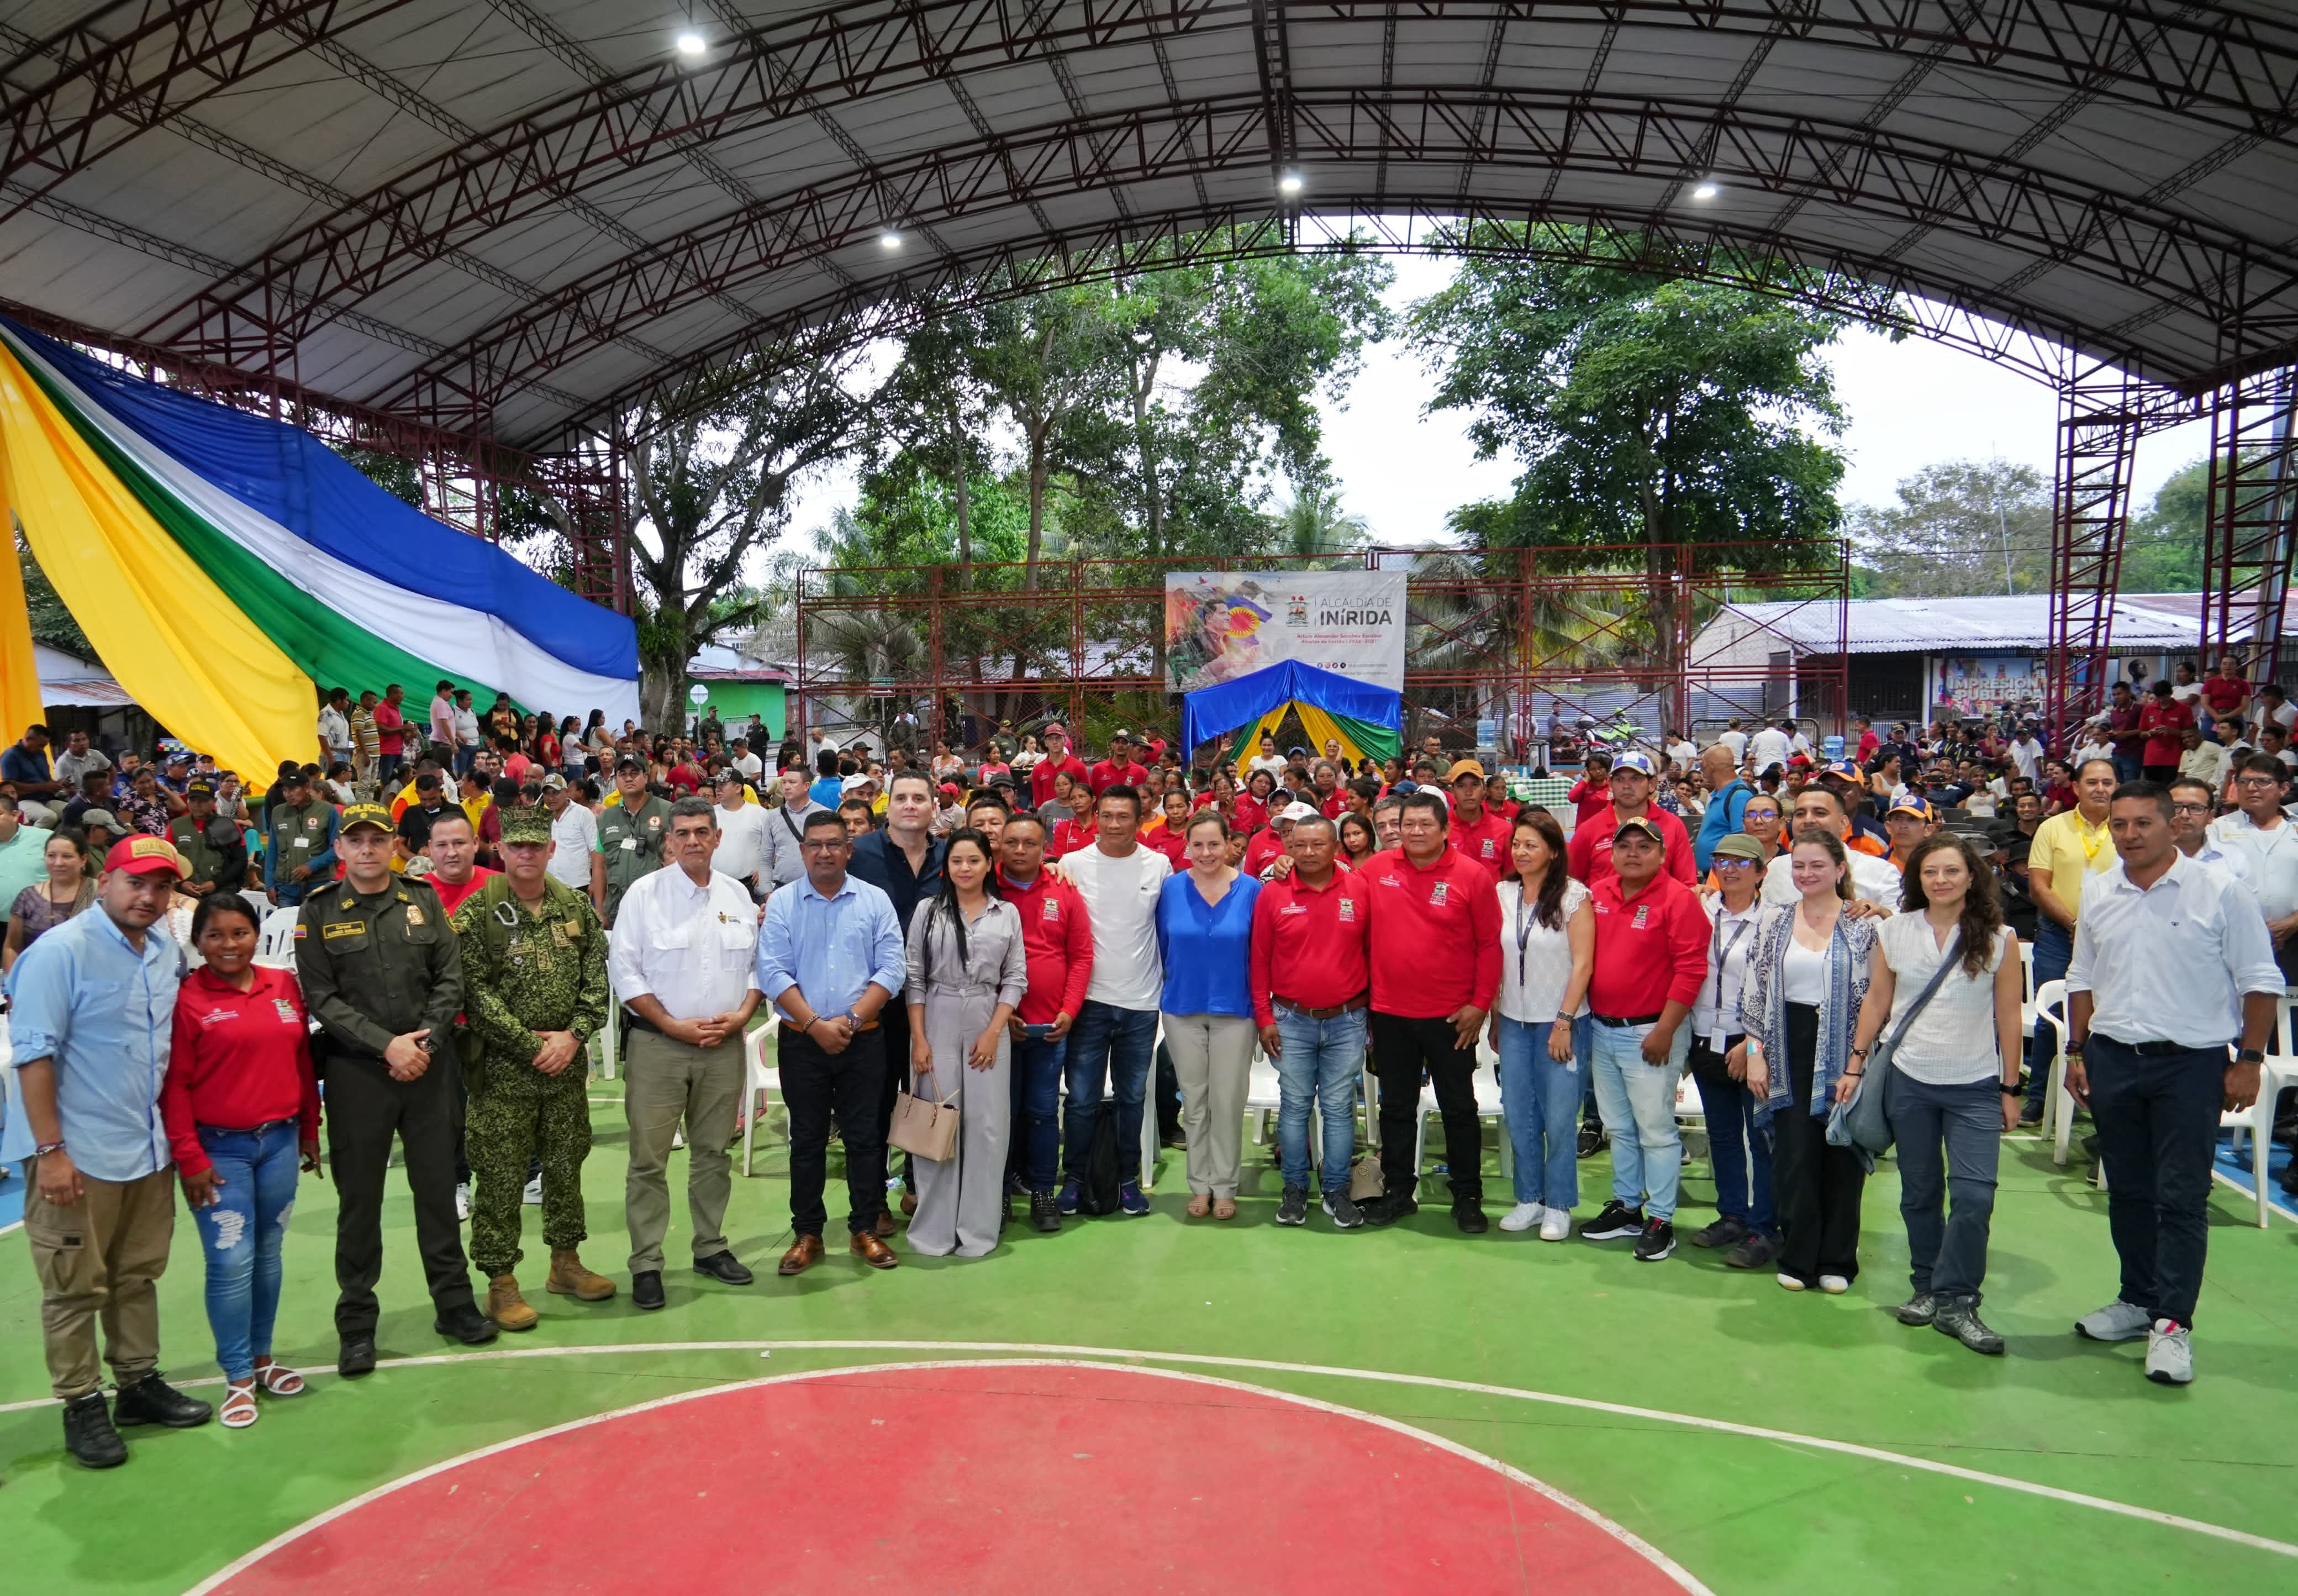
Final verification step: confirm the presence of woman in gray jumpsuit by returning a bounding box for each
[904,828,1027,1257]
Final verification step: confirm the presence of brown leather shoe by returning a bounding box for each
[899,1189,918,1216]
[873,1208,897,1238]
[485,1273,539,1332]
[545,1249,616,1302]
[778,1234,825,1276]
[849,1230,898,1270]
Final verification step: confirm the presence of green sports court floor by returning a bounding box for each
[3,1066,2295,1595]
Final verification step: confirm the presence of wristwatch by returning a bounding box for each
[1997,1081,2023,1097]
[2237,1047,2266,1064]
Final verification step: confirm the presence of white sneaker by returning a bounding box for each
[1777,1271,1806,1291]
[1818,1274,1851,1295]
[454,1182,471,1222]
[522,1176,543,1205]
[1538,1209,1573,1242]
[1499,1202,1546,1232]
[2075,1299,2153,1343]
[2145,1319,2194,1384]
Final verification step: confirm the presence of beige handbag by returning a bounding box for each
[888,1079,961,1162]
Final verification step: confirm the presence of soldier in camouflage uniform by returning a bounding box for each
[450,803,616,1329]
[596,754,673,924]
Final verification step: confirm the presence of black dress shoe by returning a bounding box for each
[632,1270,666,1310]
[693,1250,754,1286]
[338,1335,378,1378]
[62,1392,127,1468]
[1452,1201,1489,1235]
[112,1372,213,1429]
[433,1304,500,1345]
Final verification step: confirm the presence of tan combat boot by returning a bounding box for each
[486,1273,540,1332]
[546,1250,616,1302]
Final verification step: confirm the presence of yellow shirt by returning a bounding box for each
[2027,808,2115,921]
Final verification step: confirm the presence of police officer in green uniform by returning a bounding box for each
[295,802,494,1375]
[263,767,339,907]
[167,781,246,897]
[451,804,616,1329]
[597,754,673,924]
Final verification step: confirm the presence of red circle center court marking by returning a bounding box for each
[202,1361,1704,1595]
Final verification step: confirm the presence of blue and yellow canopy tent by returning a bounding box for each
[1179,659,1402,774]
[0,318,640,781]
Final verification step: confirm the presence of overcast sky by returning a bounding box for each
[776,249,2215,557]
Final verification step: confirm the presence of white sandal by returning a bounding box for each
[220,1380,259,1429]
[254,1359,305,1397]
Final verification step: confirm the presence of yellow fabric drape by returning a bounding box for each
[0,344,311,782]
[1229,702,1371,777]
[0,510,42,738]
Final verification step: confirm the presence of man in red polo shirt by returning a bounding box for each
[1245,803,1308,877]
[1087,731,1150,798]
[1445,760,1513,878]
[1029,723,1092,809]
[1564,751,1693,891]
[1360,791,1502,1232]
[995,813,1094,1232]
[1251,813,1373,1230]
[421,809,497,914]
[1578,818,1707,1263]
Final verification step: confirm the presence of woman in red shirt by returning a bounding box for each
[1232,768,1276,835]
[1141,789,1192,864]
[164,892,321,1429]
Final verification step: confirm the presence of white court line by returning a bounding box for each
[178,1360,1710,1596]
[7,1337,2292,1562]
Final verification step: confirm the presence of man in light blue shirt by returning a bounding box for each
[7,834,213,1467]
[0,792,50,907]
[755,807,905,1273]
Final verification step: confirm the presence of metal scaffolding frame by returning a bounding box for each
[2202,362,2298,684]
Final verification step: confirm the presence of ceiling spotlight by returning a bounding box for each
[879,230,903,249]
[1278,171,1305,194]
[1691,181,1720,201]
[674,31,707,57]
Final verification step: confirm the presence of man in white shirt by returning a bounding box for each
[2168,775,2250,886]
[729,738,764,785]
[708,768,769,895]
[1747,718,1793,776]
[2206,752,2298,983]
[1055,783,1171,1216]
[2064,783,2280,1386]
[2007,725,2046,784]
[607,797,763,1309]
[2176,725,2228,794]
[451,691,482,777]
[541,775,601,895]
[1715,720,1748,765]
[1761,784,1900,911]
[317,688,354,767]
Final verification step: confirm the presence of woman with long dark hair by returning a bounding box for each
[1336,810,1379,868]
[3,825,93,972]
[903,828,1027,1257]
[161,891,321,1428]
[1856,833,2024,1353]
[1490,810,1592,1240]
[1734,830,1878,1294]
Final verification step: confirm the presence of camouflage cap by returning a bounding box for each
[499,804,554,845]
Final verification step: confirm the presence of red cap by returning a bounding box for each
[105,834,186,878]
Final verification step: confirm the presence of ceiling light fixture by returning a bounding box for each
[675,31,707,57]
[1691,181,1720,201]
[879,230,904,249]
[1278,171,1305,194]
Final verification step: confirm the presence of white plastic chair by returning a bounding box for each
[1410,1054,1511,1184]
[2027,979,2076,1166]
[254,907,301,968]
[2220,997,2295,1228]
[739,1024,783,1177]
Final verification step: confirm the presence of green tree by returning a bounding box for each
[1269,472,1370,558]
[2122,455,2209,592]
[624,355,873,724]
[15,526,91,657]
[1849,459,2053,597]
[335,444,424,507]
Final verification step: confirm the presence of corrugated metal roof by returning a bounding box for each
[35,643,135,707]
[1716,593,2241,656]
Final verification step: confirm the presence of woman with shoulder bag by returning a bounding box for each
[1489,810,1592,1241]
[1853,833,2024,1353]
[1733,831,1878,1294]
[903,828,1028,1257]
[1685,833,1779,1268]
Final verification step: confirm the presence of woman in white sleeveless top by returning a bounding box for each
[1852,832,2023,1356]
[1489,810,1592,1241]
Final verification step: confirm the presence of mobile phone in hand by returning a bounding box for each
[1020,1023,1054,1041]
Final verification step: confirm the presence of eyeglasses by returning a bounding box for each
[800,839,849,852]
[2169,802,2212,815]
[1714,858,1758,870]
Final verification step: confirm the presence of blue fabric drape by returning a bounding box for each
[1179,660,1401,754]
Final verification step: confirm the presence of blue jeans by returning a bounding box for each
[1273,1006,1365,1192]
[188,1121,301,1382]
[1587,1021,1691,1220]
[2024,918,2073,1109]
[1062,1001,1157,1186]
[1010,1033,1068,1192]
[1690,1045,1776,1235]
[1495,1016,1581,1209]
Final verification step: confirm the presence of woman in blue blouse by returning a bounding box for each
[1157,810,1262,1219]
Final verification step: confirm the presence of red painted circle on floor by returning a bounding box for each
[209,1362,1689,1594]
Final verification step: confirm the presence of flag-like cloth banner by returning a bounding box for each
[1179,658,1404,773]
[0,317,639,783]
